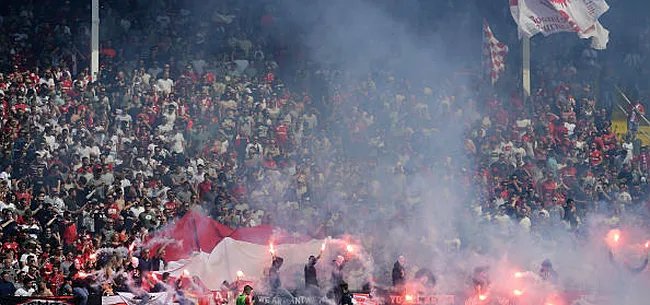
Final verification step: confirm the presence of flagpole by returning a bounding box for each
[522,34,531,99]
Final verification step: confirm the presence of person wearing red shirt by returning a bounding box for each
[198,175,212,201]
[540,178,557,202]
[274,122,288,144]
[163,191,181,213]
[105,195,120,221]
[589,144,604,171]
[61,212,78,246]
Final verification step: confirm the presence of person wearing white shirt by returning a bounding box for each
[14,280,35,297]
[156,72,174,95]
[0,167,12,189]
[171,131,185,154]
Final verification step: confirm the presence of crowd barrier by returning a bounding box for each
[1,291,604,305]
[0,295,101,305]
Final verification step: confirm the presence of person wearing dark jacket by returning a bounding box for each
[539,259,559,283]
[71,270,93,305]
[0,272,16,296]
[305,253,322,288]
[268,251,292,297]
[304,252,323,296]
[340,282,353,305]
[392,256,406,288]
[269,255,284,290]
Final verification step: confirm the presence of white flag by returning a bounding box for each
[509,0,610,49]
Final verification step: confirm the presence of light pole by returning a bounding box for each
[91,0,99,81]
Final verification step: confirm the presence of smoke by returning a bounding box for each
[263,0,650,303]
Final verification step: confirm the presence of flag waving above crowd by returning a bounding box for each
[483,20,509,85]
[509,0,610,49]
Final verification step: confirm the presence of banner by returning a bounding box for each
[255,295,331,305]
[482,20,509,86]
[509,0,610,49]
[253,292,607,305]
[94,291,609,305]
[102,292,173,305]
[0,295,100,305]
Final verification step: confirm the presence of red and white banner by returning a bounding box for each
[482,20,509,86]
[102,292,171,305]
[146,211,329,291]
[509,0,610,49]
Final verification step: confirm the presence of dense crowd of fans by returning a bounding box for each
[0,0,649,303]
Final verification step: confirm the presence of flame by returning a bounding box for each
[180,269,190,279]
[405,294,414,302]
[514,272,523,278]
[237,271,244,278]
[269,243,275,255]
[645,241,649,249]
[149,273,159,281]
[478,295,487,301]
[346,244,353,252]
[513,289,524,296]
[321,242,326,251]
[607,229,621,245]
[89,253,97,260]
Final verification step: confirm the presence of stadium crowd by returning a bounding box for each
[0,0,649,303]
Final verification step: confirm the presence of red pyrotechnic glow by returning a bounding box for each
[269,243,275,255]
[89,253,97,260]
[478,294,488,301]
[405,294,414,302]
[180,269,190,279]
[321,242,326,252]
[346,244,353,252]
[645,241,649,249]
[514,272,523,278]
[237,271,244,278]
[607,229,621,245]
[513,289,524,296]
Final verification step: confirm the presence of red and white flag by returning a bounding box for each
[510,0,610,49]
[482,20,509,86]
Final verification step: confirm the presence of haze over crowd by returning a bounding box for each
[0,0,650,304]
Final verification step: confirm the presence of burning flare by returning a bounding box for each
[321,242,326,252]
[346,244,353,253]
[405,294,414,302]
[478,294,487,301]
[269,243,276,255]
[180,269,190,279]
[237,271,244,278]
[513,289,524,296]
[607,229,621,245]
[514,272,523,278]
